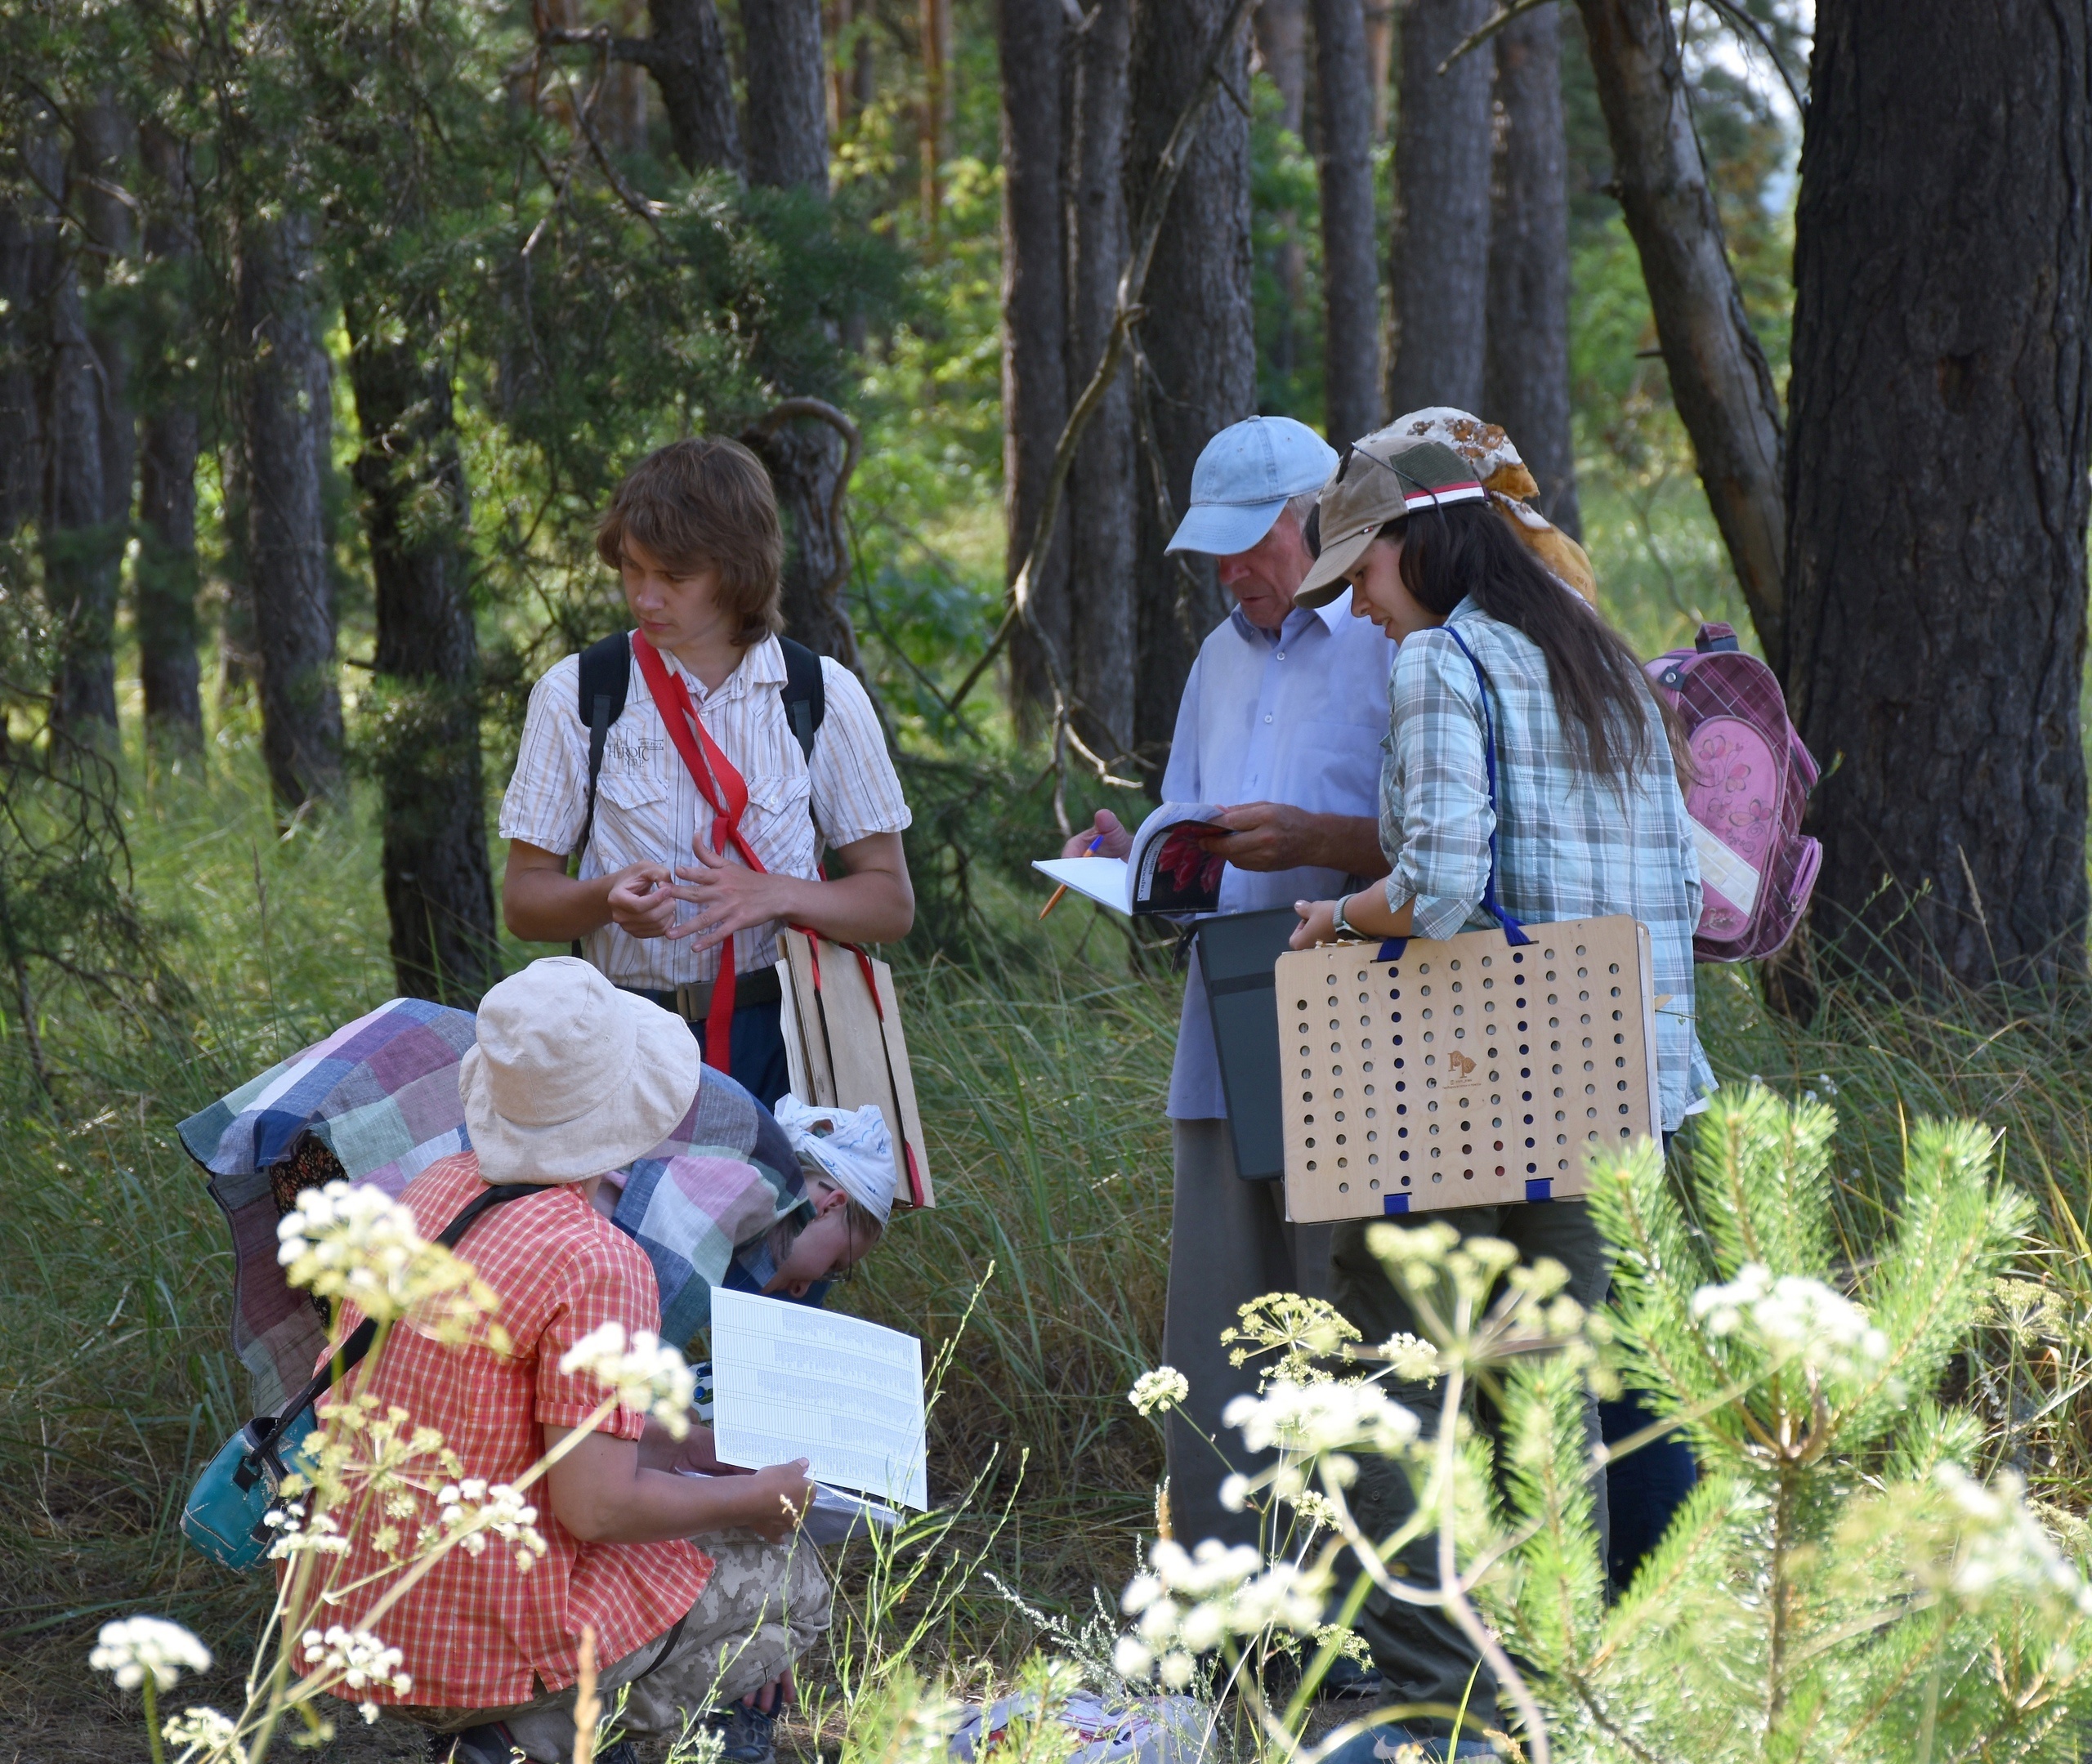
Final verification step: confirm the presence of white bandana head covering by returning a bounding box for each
[773,1096,898,1226]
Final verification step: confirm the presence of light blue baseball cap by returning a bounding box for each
[1164,416,1340,557]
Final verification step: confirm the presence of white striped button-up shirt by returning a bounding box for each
[498,635,912,989]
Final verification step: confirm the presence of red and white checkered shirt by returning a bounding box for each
[303,1153,711,1710]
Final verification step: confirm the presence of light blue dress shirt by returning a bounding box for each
[1160,590,1394,1119]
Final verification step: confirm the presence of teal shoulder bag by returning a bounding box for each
[181,1182,534,1571]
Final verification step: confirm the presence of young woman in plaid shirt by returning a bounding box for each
[1288,432,1710,1763]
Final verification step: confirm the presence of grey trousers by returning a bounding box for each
[1329,1200,1611,1739]
[403,1533,831,1762]
[1163,1117,1334,1553]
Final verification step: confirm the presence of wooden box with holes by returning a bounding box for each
[1276,918,1662,1221]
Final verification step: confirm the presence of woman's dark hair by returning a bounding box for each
[1383,501,1684,786]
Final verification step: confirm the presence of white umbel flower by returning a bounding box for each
[1129,1368,1190,1417]
[1116,1538,1328,1686]
[1223,1378,1421,1457]
[1936,1465,2092,1617]
[162,1705,240,1759]
[557,1321,696,1436]
[276,1179,493,1331]
[87,1616,211,1691]
[300,1625,413,1695]
[1691,1263,1889,1382]
[436,1478,549,1570]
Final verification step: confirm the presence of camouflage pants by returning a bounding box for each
[403,1532,832,1762]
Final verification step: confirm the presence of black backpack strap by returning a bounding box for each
[572,632,633,955]
[244,1182,539,1480]
[777,636,826,766]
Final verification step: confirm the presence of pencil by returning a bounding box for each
[1039,833,1108,920]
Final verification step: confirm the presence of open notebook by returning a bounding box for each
[1032,802,1230,917]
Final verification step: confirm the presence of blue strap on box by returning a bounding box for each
[1373,623,1533,964]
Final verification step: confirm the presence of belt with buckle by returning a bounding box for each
[619,968,783,1021]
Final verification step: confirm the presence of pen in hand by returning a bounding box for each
[1039,833,1108,921]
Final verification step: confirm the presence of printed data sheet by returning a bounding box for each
[709,1288,929,1510]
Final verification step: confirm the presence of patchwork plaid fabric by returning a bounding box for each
[179,998,806,1415]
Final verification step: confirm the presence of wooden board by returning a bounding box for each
[869,961,933,1208]
[775,930,934,1209]
[1276,916,1658,1222]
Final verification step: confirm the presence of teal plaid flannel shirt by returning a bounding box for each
[1377,598,1714,1130]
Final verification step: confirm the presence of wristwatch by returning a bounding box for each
[1332,892,1365,940]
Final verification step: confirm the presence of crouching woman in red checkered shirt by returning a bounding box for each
[305,959,827,1764]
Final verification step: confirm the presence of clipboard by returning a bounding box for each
[1196,907,1302,1183]
[775,929,933,1208]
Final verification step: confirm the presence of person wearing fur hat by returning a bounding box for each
[309,958,829,1764]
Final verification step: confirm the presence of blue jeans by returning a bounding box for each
[688,998,793,1111]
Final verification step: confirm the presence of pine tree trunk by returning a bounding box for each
[1484,2,1579,536]
[1312,0,1381,446]
[136,123,203,746]
[1064,0,1138,761]
[998,0,1072,735]
[642,0,746,175]
[1781,0,2091,991]
[1124,0,1255,771]
[1574,0,1786,669]
[346,297,502,1004]
[0,193,45,536]
[237,211,342,811]
[76,101,136,552]
[1256,0,1310,394]
[741,0,860,663]
[34,119,119,737]
[1385,0,1493,418]
[743,0,830,194]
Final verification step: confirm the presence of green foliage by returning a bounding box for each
[1490,1089,2090,1762]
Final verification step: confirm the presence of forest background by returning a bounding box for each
[2,0,2091,1757]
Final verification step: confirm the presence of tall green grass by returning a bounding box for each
[6,726,2092,1739]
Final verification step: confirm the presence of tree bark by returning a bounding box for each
[346,297,502,1004]
[740,0,860,664]
[1256,0,1310,392]
[998,0,1072,734]
[1312,0,1380,445]
[75,101,136,551]
[34,120,120,736]
[1385,0,1494,418]
[1781,0,2090,993]
[641,0,746,175]
[136,123,203,746]
[1484,2,1579,536]
[1574,0,1785,669]
[743,0,831,194]
[1064,0,1138,759]
[236,210,343,811]
[0,192,46,536]
[1124,0,1256,770]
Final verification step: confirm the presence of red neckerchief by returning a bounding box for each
[631,632,767,1070]
[629,632,928,1205]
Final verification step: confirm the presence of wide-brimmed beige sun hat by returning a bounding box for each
[459,957,700,1184]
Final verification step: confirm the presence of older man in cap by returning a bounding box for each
[1063,415,1391,1552]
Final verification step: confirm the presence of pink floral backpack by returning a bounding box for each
[1645,622,1822,962]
